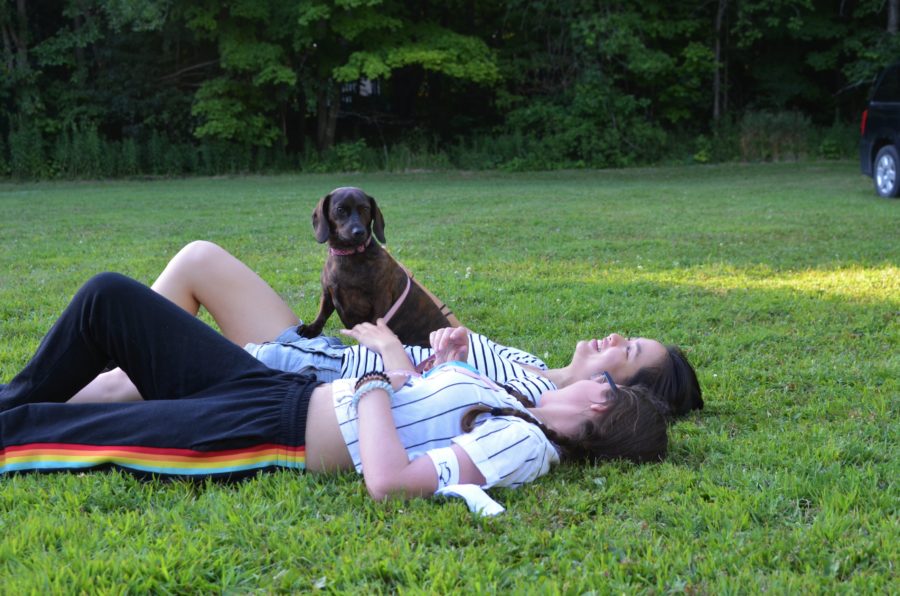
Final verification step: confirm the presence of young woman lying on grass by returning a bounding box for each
[0,273,667,500]
[70,242,703,417]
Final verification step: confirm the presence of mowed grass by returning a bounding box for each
[0,162,896,593]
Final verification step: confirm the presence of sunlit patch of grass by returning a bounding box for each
[636,265,898,300]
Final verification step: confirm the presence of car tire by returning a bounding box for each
[874,145,900,198]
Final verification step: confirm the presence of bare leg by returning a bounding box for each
[69,241,300,403]
[150,240,299,346]
[69,368,144,403]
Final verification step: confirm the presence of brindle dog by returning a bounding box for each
[297,187,457,346]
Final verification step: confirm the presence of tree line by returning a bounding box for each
[2,0,898,178]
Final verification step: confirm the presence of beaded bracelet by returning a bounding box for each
[354,371,391,392]
[350,380,394,413]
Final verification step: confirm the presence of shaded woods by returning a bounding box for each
[2,0,898,178]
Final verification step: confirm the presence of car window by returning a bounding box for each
[872,64,900,102]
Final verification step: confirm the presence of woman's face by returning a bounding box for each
[568,333,667,383]
[540,377,614,409]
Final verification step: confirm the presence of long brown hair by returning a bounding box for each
[628,345,703,418]
[461,384,668,464]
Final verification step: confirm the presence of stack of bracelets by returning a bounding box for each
[350,371,395,412]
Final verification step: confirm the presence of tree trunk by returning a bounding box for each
[12,0,28,68]
[889,0,898,34]
[713,0,728,122]
[1,25,13,71]
[73,14,86,72]
[316,82,340,152]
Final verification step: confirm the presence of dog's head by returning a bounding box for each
[312,187,386,246]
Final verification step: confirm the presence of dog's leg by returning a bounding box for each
[297,289,335,338]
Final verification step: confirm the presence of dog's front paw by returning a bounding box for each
[296,323,323,338]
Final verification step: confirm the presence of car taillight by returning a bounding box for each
[861,109,868,136]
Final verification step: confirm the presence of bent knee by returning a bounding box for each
[175,240,232,269]
[180,240,228,260]
[81,272,135,298]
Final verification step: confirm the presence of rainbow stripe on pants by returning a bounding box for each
[0,442,306,477]
[0,376,314,481]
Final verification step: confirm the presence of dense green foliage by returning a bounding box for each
[1,1,897,178]
[0,163,897,591]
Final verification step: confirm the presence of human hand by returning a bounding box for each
[341,319,402,355]
[429,326,469,365]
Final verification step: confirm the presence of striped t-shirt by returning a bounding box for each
[341,332,556,405]
[332,364,560,489]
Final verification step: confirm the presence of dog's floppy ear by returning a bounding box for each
[312,193,332,244]
[369,194,386,243]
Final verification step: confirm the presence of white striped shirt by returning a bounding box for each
[332,365,560,489]
[340,332,556,405]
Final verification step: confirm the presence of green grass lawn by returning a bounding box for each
[0,162,897,592]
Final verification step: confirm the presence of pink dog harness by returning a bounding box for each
[381,274,411,324]
[328,237,411,324]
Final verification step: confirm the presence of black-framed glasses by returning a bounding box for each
[601,370,618,394]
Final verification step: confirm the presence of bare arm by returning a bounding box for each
[340,319,415,389]
[342,320,485,500]
[355,388,485,501]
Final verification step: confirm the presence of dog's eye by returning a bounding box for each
[335,206,347,216]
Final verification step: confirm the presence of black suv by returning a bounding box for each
[860,63,900,198]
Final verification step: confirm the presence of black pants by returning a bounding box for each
[0,273,318,479]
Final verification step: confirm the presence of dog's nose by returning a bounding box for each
[351,226,366,240]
